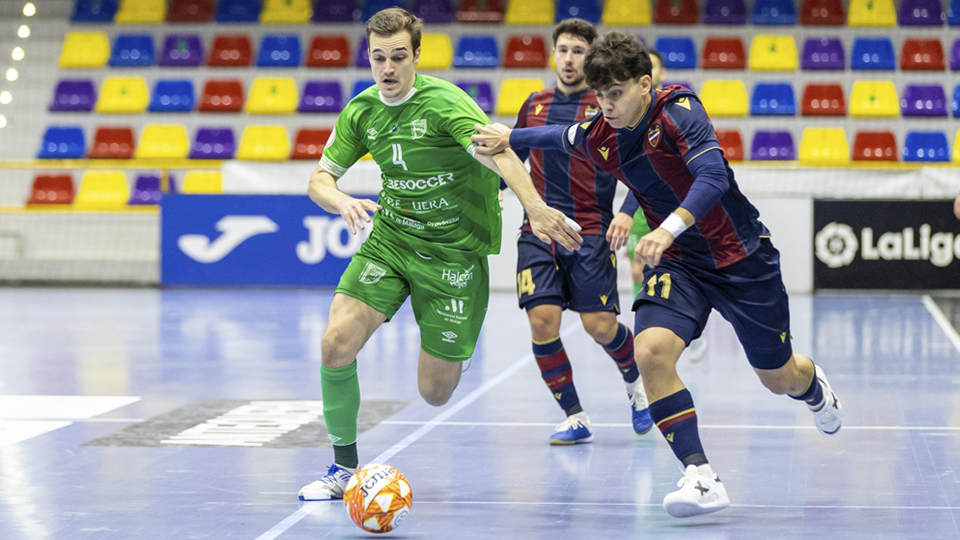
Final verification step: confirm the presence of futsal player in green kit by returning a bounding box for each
[298,8,582,501]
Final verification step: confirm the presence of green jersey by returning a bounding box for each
[320,74,502,257]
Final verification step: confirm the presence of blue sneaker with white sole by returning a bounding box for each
[298,463,354,500]
[628,380,654,435]
[549,412,594,445]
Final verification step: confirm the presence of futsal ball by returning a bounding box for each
[343,464,413,533]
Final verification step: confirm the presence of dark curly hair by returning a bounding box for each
[552,18,598,46]
[584,32,652,90]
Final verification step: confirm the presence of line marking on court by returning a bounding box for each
[408,500,960,511]
[254,322,583,540]
[922,295,960,355]
[380,420,960,431]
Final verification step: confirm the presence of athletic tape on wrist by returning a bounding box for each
[659,213,688,239]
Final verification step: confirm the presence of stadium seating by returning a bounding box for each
[752,0,796,24]
[246,78,298,114]
[115,0,166,23]
[260,0,311,23]
[135,125,190,159]
[237,126,291,161]
[74,172,129,210]
[109,35,154,67]
[504,35,548,69]
[701,38,745,70]
[38,127,86,159]
[128,174,164,205]
[801,38,844,70]
[291,128,333,160]
[714,130,744,161]
[216,0,261,22]
[28,175,75,205]
[799,128,849,165]
[88,127,135,159]
[181,171,223,193]
[457,0,505,23]
[198,80,244,112]
[800,0,845,24]
[751,130,795,160]
[49,80,96,112]
[849,81,899,117]
[850,38,896,70]
[60,32,110,69]
[456,81,495,113]
[898,0,944,25]
[307,35,350,68]
[655,0,699,23]
[852,131,898,161]
[158,35,204,67]
[953,84,960,116]
[258,35,301,68]
[751,83,795,115]
[454,36,499,69]
[72,0,118,22]
[555,0,601,22]
[190,128,236,160]
[951,39,960,70]
[749,35,797,71]
[505,0,554,24]
[419,34,454,70]
[356,37,370,68]
[149,80,195,113]
[363,0,406,22]
[96,77,149,114]
[656,37,697,69]
[415,0,456,23]
[208,35,253,67]
[954,129,960,163]
[902,131,950,161]
[299,81,342,113]
[848,0,896,25]
[801,84,846,116]
[700,80,748,116]
[167,0,214,22]
[351,80,376,99]
[602,0,651,25]
[901,39,945,70]
[901,84,948,117]
[497,79,544,116]
[315,0,355,22]
[703,0,747,25]
[950,0,960,24]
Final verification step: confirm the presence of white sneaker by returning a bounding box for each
[809,365,842,435]
[663,464,730,518]
[687,336,707,363]
[298,464,355,501]
[549,411,594,445]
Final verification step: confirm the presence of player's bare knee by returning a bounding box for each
[320,325,356,368]
[633,340,671,376]
[419,383,453,406]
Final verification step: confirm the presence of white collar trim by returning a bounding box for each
[379,86,418,107]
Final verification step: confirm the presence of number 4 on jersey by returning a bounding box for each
[392,143,408,171]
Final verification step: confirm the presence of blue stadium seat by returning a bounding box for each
[38,127,86,159]
[655,37,697,69]
[149,80,195,113]
[72,0,118,22]
[454,36,499,68]
[257,35,302,68]
[751,83,796,115]
[555,0,602,23]
[352,80,376,99]
[851,38,896,70]
[216,0,261,22]
[950,0,960,24]
[953,83,960,117]
[109,34,154,67]
[752,0,797,24]
[902,131,950,162]
[362,0,406,22]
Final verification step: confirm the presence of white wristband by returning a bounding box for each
[659,212,689,239]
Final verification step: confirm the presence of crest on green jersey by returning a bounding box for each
[411,119,428,140]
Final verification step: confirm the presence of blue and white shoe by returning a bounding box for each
[549,412,594,445]
[298,464,355,501]
[628,380,654,435]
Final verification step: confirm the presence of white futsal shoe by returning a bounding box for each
[298,464,354,501]
[663,464,730,518]
[809,365,843,435]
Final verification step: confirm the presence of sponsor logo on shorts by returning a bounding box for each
[600,295,608,305]
[442,266,474,288]
[441,331,458,343]
[359,262,387,284]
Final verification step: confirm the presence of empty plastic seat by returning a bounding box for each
[751,83,795,115]
[655,0,699,23]
[751,130,795,160]
[497,79,544,116]
[454,36,499,68]
[115,0,167,23]
[315,0,355,22]
[954,84,960,116]
[749,35,797,71]
[88,127,135,159]
[38,127,86,159]
[182,171,223,193]
[752,0,796,24]
[361,0,405,22]
[656,37,697,69]
[848,0,896,25]
[505,0,554,24]
[852,131,898,161]
[355,37,370,68]
[72,0,118,22]
[258,35,302,67]
[457,0,506,23]
[128,174,163,205]
[96,77,149,114]
[903,131,950,162]
[149,80,194,113]
[849,81,898,117]
[901,39,945,70]
[602,0,651,24]
[28,175,75,205]
[901,84,948,116]
[352,80,376,99]
[703,0,747,24]
[504,35,548,68]
[299,81,343,113]
[799,128,849,165]
[208,35,252,67]
[419,34,454,70]
[237,126,291,161]
[800,0,845,24]
[291,128,333,160]
[951,39,960,70]
[699,80,748,116]
[954,129,960,163]
[260,0,311,22]
[850,38,895,70]
[555,0,601,22]
[951,0,960,25]
[159,35,204,67]
[456,80,495,113]
[307,35,350,68]
[136,125,189,159]
[59,32,110,69]
[167,0,214,22]
[413,0,456,23]
[801,38,844,70]
[49,80,96,112]
[715,129,744,161]
[801,84,846,116]
[75,172,129,210]
[246,78,298,114]
[899,0,944,25]
[216,0,261,22]
[110,34,154,67]
[701,37,745,69]
[199,80,244,112]
[190,128,236,159]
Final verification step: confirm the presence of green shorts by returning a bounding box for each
[625,208,652,262]
[336,230,489,362]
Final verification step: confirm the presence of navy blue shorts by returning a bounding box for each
[632,238,793,370]
[516,231,619,314]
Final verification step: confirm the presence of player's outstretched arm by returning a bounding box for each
[635,207,694,267]
[308,165,382,235]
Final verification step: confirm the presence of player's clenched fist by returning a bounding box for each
[634,227,675,267]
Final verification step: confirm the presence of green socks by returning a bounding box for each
[321,360,361,468]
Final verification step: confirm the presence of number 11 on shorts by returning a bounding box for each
[446,299,464,313]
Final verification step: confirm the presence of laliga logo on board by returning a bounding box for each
[814,222,858,268]
[816,222,960,268]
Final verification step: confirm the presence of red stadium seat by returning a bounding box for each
[27,174,75,205]
[307,35,350,68]
[801,84,846,116]
[655,0,699,24]
[198,80,244,112]
[88,127,136,159]
[291,128,333,160]
[701,37,746,70]
[208,35,252,67]
[800,0,845,24]
[715,129,744,161]
[167,0,214,22]
[901,39,945,70]
[503,34,547,68]
[457,0,505,23]
[852,131,898,161]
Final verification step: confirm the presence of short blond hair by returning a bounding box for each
[365,8,423,51]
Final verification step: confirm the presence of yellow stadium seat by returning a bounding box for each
[800,128,850,166]
[496,79,544,116]
[237,126,291,161]
[115,0,167,23]
[75,172,129,210]
[953,129,960,164]
[748,35,798,71]
[95,77,149,114]
[182,171,223,194]
[260,0,312,23]
[59,32,110,69]
[135,125,189,159]
[602,0,652,25]
[849,81,899,118]
[505,0,554,24]
[246,78,298,115]
[699,80,748,117]
[418,34,453,70]
[848,0,896,26]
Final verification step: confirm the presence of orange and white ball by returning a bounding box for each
[343,464,413,533]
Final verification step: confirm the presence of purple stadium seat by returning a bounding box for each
[313,0,356,22]
[414,0,456,23]
[751,130,795,160]
[128,174,163,205]
[663,81,693,89]
[455,80,494,113]
[702,0,747,24]
[801,38,844,70]
[190,128,236,159]
[299,81,343,113]
[898,0,944,25]
[901,84,948,116]
[951,39,960,70]
[355,36,370,68]
[49,80,96,112]
[158,35,204,67]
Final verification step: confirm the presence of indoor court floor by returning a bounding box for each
[1,287,959,539]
